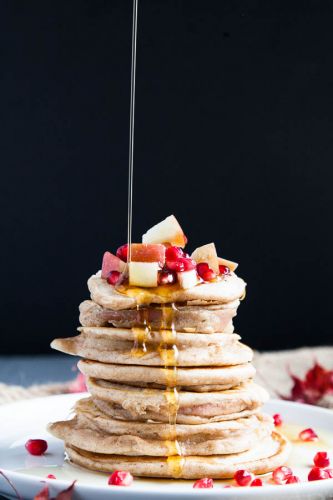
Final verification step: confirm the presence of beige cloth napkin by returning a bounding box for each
[0,346,332,407]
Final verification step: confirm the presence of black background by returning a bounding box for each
[1,0,332,354]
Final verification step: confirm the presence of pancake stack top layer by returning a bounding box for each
[49,215,290,479]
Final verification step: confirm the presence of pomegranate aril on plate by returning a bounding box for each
[273,413,283,427]
[299,428,318,441]
[272,466,293,484]
[308,467,330,481]
[107,270,121,285]
[25,439,48,456]
[250,478,263,486]
[116,244,129,262]
[219,264,230,275]
[313,451,330,468]
[46,474,56,479]
[196,262,210,277]
[201,269,216,282]
[286,475,300,484]
[234,469,254,486]
[193,478,214,488]
[165,246,184,261]
[158,270,176,285]
[108,470,133,486]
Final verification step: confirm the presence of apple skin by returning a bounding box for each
[130,243,165,265]
[177,269,198,289]
[129,262,159,287]
[217,256,238,272]
[102,252,127,279]
[142,215,186,248]
[191,243,219,274]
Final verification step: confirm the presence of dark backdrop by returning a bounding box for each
[1,0,332,354]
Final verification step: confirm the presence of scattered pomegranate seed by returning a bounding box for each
[107,270,121,285]
[165,246,184,261]
[193,478,214,488]
[25,439,48,456]
[250,478,263,486]
[46,474,56,479]
[219,264,230,275]
[286,475,300,484]
[223,485,233,488]
[158,270,176,285]
[234,469,254,486]
[201,269,217,282]
[325,469,333,478]
[313,451,330,468]
[272,466,293,484]
[116,244,128,262]
[196,262,209,277]
[308,467,330,481]
[273,413,283,427]
[108,470,133,486]
[299,428,318,442]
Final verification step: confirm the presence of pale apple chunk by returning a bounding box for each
[129,262,159,287]
[130,243,165,265]
[191,243,219,274]
[177,269,198,289]
[217,256,238,272]
[101,252,127,279]
[142,215,186,248]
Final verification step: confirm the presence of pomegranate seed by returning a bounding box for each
[193,478,214,489]
[108,470,133,486]
[308,467,329,481]
[196,262,209,277]
[223,485,233,488]
[201,269,216,281]
[166,258,196,272]
[158,270,176,285]
[286,475,300,484]
[234,469,254,486]
[299,428,318,441]
[273,413,283,427]
[250,478,263,486]
[313,451,330,468]
[325,469,333,478]
[272,466,293,484]
[116,244,128,262]
[107,270,121,285]
[25,439,48,456]
[46,474,56,479]
[219,264,230,275]
[165,246,184,261]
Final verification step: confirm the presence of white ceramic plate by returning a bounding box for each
[0,394,333,499]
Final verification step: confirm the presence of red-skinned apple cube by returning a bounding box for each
[102,252,127,278]
[130,243,165,265]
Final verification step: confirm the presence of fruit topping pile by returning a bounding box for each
[100,215,238,289]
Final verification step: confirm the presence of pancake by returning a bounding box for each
[51,329,252,367]
[87,379,269,422]
[65,431,290,478]
[88,273,246,310]
[79,299,238,333]
[78,359,256,391]
[48,406,273,456]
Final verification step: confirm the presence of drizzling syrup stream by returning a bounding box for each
[125,0,183,477]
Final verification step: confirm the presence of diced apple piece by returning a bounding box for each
[177,269,198,289]
[101,251,127,279]
[129,262,159,287]
[130,243,165,265]
[191,243,219,274]
[142,215,186,248]
[217,256,238,272]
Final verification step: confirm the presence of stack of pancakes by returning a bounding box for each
[49,271,290,479]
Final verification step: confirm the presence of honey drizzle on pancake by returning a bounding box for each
[131,306,150,357]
